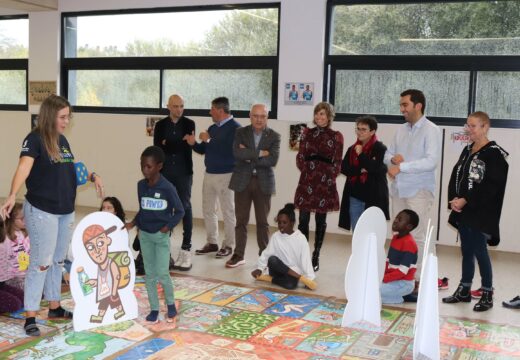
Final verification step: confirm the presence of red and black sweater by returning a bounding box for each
[383,233,418,283]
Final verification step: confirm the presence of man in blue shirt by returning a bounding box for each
[302,85,313,101]
[288,85,299,101]
[384,89,441,279]
[185,97,241,260]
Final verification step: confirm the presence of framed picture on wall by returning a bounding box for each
[29,81,56,105]
[31,114,38,130]
[145,116,162,137]
[284,82,314,105]
[289,123,307,150]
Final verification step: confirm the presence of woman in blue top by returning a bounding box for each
[0,95,104,336]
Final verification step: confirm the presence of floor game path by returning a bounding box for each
[1,274,520,359]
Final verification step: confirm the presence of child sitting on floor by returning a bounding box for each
[381,209,419,304]
[0,203,30,312]
[251,203,316,290]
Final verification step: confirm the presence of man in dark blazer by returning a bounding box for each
[153,94,194,271]
[226,104,281,268]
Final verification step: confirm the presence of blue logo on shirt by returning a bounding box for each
[141,197,167,211]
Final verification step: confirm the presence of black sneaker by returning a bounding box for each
[502,295,520,309]
[403,293,418,303]
[215,247,232,258]
[48,306,73,319]
[225,254,245,268]
[24,318,41,337]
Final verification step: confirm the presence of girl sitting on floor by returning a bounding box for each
[0,203,30,312]
[251,203,317,290]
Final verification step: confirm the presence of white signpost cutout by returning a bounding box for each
[342,207,387,328]
[70,212,138,331]
[413,221,440,360]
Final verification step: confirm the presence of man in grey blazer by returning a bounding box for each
[226,103,281,268]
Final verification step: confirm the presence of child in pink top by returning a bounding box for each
[0,203,29,312]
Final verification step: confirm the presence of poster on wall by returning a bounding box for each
[448,127,470,153]
[289,123,307,151]
[29,81,56,105]
[284,82,314,105]
[146,116,162,137]
[30,114,38,130]
[70,211,138,332]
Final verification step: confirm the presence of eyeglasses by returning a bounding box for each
[355,127,370,133]
[464,124,483,130]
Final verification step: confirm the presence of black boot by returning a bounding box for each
[312,222,327,272]
[298,211,310,242]
[442,283,471,303]
[473,289,493,312]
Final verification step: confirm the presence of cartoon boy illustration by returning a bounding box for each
[80,224,125,323]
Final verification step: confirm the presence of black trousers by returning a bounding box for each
[268,256,298,290]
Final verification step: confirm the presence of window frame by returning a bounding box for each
[0,14,28,111]
[60,3,280,118]
[324,0,520,128]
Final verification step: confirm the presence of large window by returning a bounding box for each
[326,0,520,127]
[0,16,28,109]
[62,5,279,116]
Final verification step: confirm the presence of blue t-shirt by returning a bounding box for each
[135,175,185,233]
[289,90,299,101]
[20,131,76,214]
[302,90,313,101]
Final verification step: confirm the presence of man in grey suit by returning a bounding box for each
[226,103,281,268]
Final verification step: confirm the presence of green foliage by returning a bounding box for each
[71,9,278,108]
[332,2,520,55]
[203,9,278,56]
[0,70,26,104]
[75,8,278,58]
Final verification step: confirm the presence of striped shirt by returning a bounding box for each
[383,233,417,283]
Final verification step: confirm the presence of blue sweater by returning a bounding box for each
[135,175,185,233]
[193,118,241,174]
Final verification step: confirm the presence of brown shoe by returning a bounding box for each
[195,243,218,255]
[215,247,232,258]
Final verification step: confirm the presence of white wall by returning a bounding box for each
[1,0,520,253]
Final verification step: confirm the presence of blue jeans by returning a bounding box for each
[459,224,493,289]
[349,196,365,231]
[380,280,415,304]
[23,201,74,311]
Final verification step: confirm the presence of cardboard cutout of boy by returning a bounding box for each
[71,212,137,331]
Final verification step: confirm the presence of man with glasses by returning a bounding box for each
[384,89,442,285]
[226,104,281,268]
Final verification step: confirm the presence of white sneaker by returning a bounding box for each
[177,249,192,271]
[174,251,184,266]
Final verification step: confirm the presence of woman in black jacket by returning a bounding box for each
[338,116,389,231]
[442,111,509,312]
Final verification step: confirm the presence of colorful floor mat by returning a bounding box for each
[1,274,520,359]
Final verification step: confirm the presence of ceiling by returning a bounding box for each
[0,0,57,11]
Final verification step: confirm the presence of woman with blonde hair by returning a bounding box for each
[1,95,104,336]
[294,102,344,271]
[442,111,508,312]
